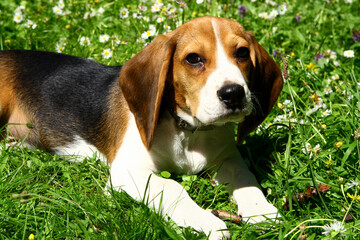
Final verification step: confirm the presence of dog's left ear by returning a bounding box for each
[237,34,283,144]
[119,33,177,150]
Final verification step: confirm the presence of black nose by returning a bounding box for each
[217,84,245,110]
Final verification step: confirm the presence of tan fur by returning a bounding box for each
[0,17,282,163]
[236,31,283,143]
[119,34,177,149]
[128,16,281,144]
[213,18,254,82]
[0,63,40,146]
[0,58,17,139]
[0,83,15,126]
[7,105,37,143]
[96,85,129,163]
[119,16,268,148]
[171,17,218,115]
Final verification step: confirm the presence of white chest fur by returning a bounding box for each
[150,112,239,174]
[109,111,279,239]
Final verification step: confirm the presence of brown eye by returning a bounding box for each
[185,53,204,66]
[235,47,250,61]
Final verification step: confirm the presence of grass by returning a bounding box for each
[0,0,360,239]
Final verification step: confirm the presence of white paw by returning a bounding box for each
[240,203,281,224]
[184,210,229,239]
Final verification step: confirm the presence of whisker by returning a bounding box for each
[250,92,264,116]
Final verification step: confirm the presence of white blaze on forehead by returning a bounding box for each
[194,19,252,124]
[211,19,249,88]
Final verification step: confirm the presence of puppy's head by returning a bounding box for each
[119,17,283,149]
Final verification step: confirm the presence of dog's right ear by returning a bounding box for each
[237,34,283,144]
[119,33,177,150]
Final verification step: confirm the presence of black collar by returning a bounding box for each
[167,106,215,133]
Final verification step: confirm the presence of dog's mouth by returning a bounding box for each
[197,101,253,126]
[170,99,253,131]
[205,110,251,126]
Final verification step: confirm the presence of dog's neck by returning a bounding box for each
[166,104,215,133]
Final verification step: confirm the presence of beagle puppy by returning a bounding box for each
[0,17,283,239]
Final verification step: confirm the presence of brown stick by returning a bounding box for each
[208,209,242,225]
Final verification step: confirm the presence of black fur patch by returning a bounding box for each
[1,50,122,149]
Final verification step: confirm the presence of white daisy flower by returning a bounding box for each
[265,0,277,6]
[167,7,176,15]
[141,25,156,40]
[324,86,333,95]
[120,8,129,19]
[114,36,121,45]
[175,21,182,28]
[59,37,67,45]
[343,50,354,58]
[302,142,313,158]
[102,48,113,59]
[268,10,278,20]
[196,0,204,4]
[58,0,65,9]
[330,52,337,59]
[79,36,91,46]
[313,144,321,153]
[56,43,65,53]
[137,37,146,45]
[258,12,269,19]
[273,114,287,123]
[53,6,64,15]
[15,6,25,14]
[301,142,320,158]
[99,34,110,43]
[151,3,163,13]
[139,5,147,11]
[347,179,360,189]
[15,5,25,12]
[322,109,332,117]
[163,24,171,32]
[322,221,346,237]
[97,7,105,15]
[283,99,293,106]
[149,24,156,31]
[13,12,23,23]
[83,12,90,19]
[325,49,337,59]
[26,20,37,29]
[89,11,97,18]
[156,17,165,23]
[278,4,287,15]
[331,74,340,81]
[64,10,71,16]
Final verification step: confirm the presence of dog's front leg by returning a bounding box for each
[108,159,229,240]
[215,153,280,224]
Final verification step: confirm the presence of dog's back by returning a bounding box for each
[0,50,123,158]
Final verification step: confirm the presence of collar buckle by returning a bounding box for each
[168,107,215,133]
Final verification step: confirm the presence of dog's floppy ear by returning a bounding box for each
[119,33,176,149]
[237,35,283,144]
